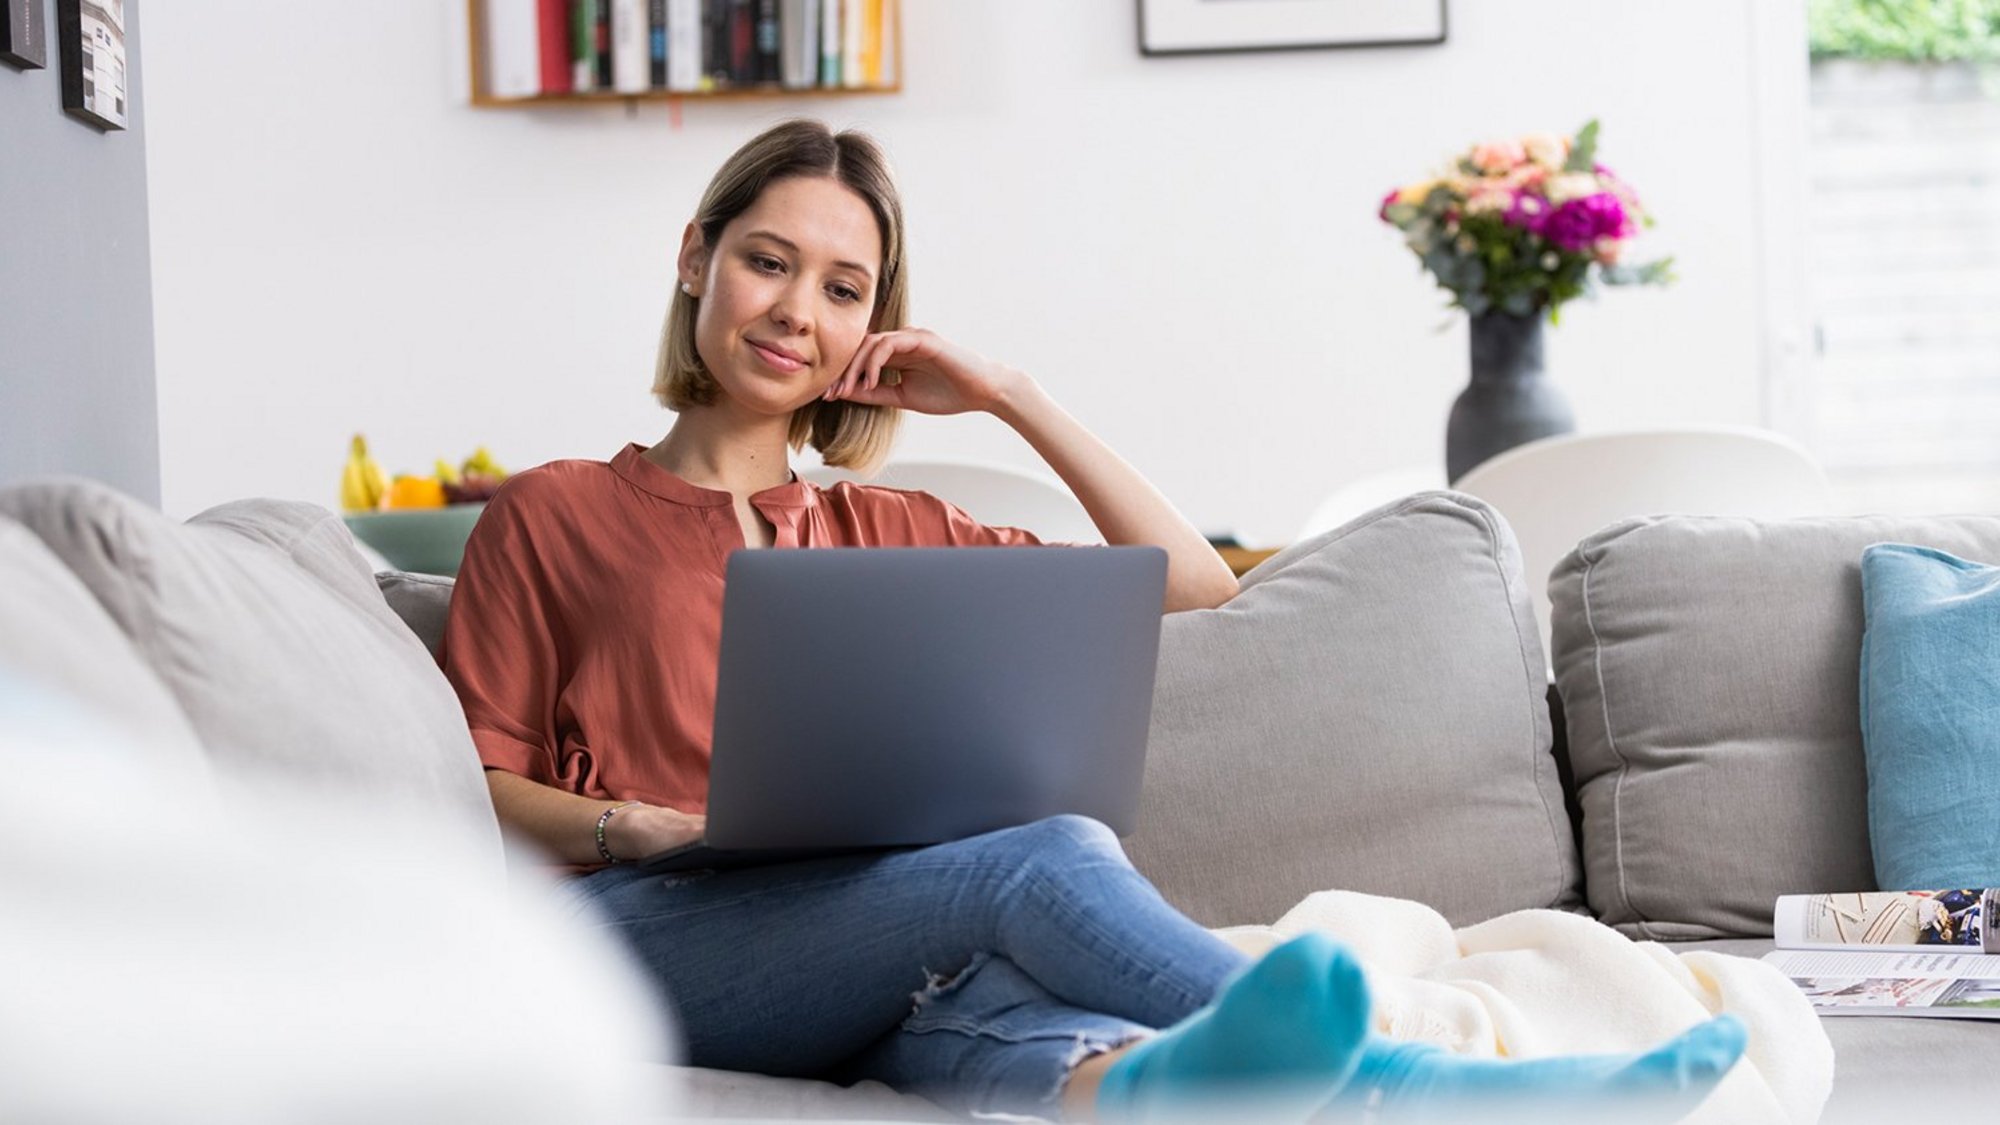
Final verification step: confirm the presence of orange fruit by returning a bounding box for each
[386,475,447,509]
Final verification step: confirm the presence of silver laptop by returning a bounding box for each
[639,546,1168,872]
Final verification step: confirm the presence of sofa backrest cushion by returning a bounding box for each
[1548,513,2000,939]
[1125,491,1583,928]
[0,480,500,858]
[0,515,208,773]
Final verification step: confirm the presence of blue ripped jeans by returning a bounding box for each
[566,814,1251,1119]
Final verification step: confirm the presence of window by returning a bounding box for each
[1803,0,2000,514]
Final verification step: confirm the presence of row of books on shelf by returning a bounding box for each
[483,0,898,99]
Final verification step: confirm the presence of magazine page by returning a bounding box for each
[1772,888,1995,954]
[1762,949,2000,1019]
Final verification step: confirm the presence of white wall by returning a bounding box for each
[146,1,1794,545]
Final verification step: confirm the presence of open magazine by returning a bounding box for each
[1763,889,2000,1019]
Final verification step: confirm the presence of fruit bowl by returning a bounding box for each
[342,504,488,577]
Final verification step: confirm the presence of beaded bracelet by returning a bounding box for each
[596,801,640,864]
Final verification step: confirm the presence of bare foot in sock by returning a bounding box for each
[1094,932,1373,1122]
[1323,1013,1749,1123]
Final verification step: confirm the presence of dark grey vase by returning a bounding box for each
[1445,312,1576,484]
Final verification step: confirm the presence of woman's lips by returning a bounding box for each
[748,340,805,373]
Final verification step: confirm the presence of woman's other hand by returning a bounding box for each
[822,327,1029,417]
[604,804,708,862]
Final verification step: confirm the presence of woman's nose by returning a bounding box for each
[770,285,811,333]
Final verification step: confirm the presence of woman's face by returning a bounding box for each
[681,175,883,418]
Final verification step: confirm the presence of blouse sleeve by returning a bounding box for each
[435,475,568,786]
[929,495,1050,548]
[828,481,1061,548]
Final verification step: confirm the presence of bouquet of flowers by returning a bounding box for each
[1379,120,1671,321]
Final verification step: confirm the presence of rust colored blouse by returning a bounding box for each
[437,442,1044,820]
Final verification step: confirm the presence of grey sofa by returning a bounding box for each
[2,476,1996,1122]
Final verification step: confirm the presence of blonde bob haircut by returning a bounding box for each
[652,119,909,474]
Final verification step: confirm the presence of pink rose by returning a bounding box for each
[1470,140,1527,174]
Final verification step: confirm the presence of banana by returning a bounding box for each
[341,433,390,512]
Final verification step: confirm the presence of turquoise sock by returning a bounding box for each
[1094,933,1372,1122]
[1332,1014,1749,1123]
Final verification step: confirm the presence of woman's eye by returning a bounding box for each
[828,284,860,303]
[750,254,783,273]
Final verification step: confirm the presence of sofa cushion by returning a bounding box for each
[378,569,455,657]
[1548,513,2000,940]
[0,515,207,772]
[0,668,677,1123]
[1860,543,2000,891]
[1664,938,2000,1109]
[1124,491,1582,929]
[0,479,500,855]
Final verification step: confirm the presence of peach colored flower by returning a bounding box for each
[1594,237,1625,265]
[1470,140,1527,174]
[1506,164,1549,191]
[1522,132,1568,169]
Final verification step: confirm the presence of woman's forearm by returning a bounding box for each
[484,768,703,865]
[990,377,1238,612]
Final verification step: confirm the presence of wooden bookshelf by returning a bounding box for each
[467,1,902,108]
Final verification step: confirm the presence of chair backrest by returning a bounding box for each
[801,460,1104,544]
[1450,426,1834,667]
[1295,465,1448,543]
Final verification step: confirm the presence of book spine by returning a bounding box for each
[667,0,701,90]
[649,0,669,87]
[594,0,614,88]
[703,0,731,88]
[778,0,803,89]
[796,0,819,88]
[818,0,840,87]
[612,0,650,93]
[536,0,573,93]
[485,0,541,99]
[840,0,862,88]
[727,0,754,85]
[572,0,595,91]
[755,0,780,84]
[859,0,880,86]
[877,0,895,86]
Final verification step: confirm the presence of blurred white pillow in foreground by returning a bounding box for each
[0,671,682,1124]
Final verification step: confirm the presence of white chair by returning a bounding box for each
[1449,426,1834,667]
[1294,465,1448,543]
[802,459,1104,544]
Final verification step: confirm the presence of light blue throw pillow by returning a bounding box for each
[1860,543,2000,891]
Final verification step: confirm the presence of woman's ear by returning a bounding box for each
[676,222,706,297]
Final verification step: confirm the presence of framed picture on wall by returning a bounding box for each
[1137,0,1447,57]
[2,0,48,69]
[57,0,127,130]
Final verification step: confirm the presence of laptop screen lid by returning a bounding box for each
[703,546,1168,850]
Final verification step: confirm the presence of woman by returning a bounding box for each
[438,119,1746,1123]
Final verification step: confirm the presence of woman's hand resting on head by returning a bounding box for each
[603,804,707,862]
[822,328,1029,417]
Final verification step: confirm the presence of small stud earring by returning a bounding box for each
[681,282,696,296]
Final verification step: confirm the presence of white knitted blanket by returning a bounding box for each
[1214,891,1834,1124]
